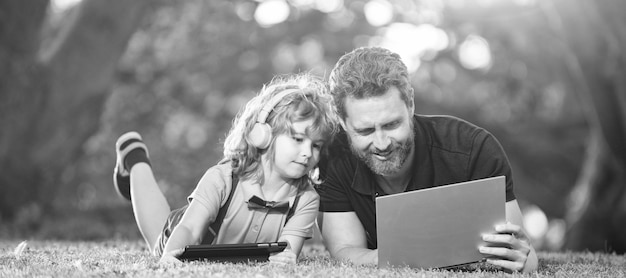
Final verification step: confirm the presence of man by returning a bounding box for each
[317,47,538,273]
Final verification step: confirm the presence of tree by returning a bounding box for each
[417,0,626,252]
[0,0,155,223]
[549,0,626,253]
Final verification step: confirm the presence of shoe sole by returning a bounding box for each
[114,131,148,201]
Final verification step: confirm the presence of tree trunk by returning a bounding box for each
[550,0,626,252]
[0,0,51,222]
[0,0,154,222]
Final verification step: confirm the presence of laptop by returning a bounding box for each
[376,176,506,269]
[179,242,288,262]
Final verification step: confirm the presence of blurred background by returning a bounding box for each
[1,0,624,254]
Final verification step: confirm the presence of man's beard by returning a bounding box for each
[350,133,413,176]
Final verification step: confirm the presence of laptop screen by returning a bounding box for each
[376,176,506,269]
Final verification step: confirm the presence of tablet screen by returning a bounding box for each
[179,242,288,262]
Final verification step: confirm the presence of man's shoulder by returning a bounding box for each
[415,114,484,133]
[415,114,489,154]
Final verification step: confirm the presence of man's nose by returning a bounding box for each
[372,130,391,151]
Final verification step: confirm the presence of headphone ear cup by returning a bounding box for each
[248,122,272,149]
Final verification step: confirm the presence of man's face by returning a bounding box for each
[343,86,414,176]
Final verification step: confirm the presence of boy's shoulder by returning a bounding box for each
[198,162,234,187]
[205,162,233,175]
[299,183,320,201]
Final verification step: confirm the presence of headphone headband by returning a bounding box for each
[256,88,300,124]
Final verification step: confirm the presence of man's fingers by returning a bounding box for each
[495,222,520,233]
[485,258,525,272]
[482,233,531,253]
[494,222,529,241]
[482,234,515,245]
[479,245,529,273]
[479,246,517,259]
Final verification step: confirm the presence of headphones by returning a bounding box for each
[248,88,300,149]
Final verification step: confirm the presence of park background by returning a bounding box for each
[1,0,625,257]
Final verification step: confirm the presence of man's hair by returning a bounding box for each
[329,47,413,120]
[223,73,339,190]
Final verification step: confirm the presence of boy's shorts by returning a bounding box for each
[154,204,219,257]
[153,205,189,257]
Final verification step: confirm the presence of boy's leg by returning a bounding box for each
[114,132,170,252]
[129,163,171,252]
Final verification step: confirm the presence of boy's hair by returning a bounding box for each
[223,73,338,190]
[329,47,414,120]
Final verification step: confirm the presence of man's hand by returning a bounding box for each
[268,249,297,265]
[479,222,532,273]
[159,248,184,266]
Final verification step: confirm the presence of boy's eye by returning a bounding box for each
[292,136,304,142]
[313,142,324,149]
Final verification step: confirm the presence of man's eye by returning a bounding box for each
[357,129,374,136]
[313,143,324,149]
[384,121,400,129]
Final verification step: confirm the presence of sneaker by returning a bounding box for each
[113,131,149,201]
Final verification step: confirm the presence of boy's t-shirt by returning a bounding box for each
[188,163,319,244]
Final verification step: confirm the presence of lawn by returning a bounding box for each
[1,240,624,277]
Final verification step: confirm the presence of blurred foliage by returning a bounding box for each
[41,0,596,246]
[62,0,379,212]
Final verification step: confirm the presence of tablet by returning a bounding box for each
[179,242,288,262]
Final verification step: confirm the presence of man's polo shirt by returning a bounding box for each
[317,114,516,249]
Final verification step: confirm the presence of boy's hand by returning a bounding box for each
[269,249,297,265]
[159,248,184,266]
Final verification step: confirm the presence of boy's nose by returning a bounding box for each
[300,143,312,158]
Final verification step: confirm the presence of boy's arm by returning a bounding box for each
[270,191,319,264]
[268,234,302,265]
[161,200,212,259]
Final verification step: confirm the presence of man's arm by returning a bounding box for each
[319,212,378,265]
[480,199,538,273]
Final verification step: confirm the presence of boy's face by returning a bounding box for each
[342,86,414,176]
[272,118,325,180]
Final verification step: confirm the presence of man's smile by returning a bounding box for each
[373,151,392,161]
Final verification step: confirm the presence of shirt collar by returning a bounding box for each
[240,178,298,205]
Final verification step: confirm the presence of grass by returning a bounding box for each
[1,240,624,277]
